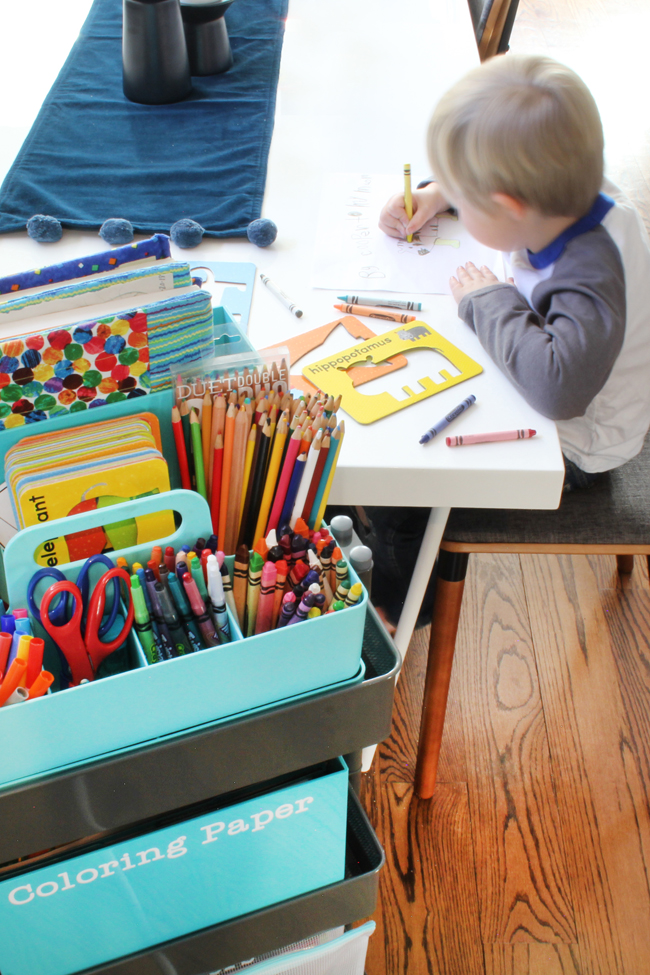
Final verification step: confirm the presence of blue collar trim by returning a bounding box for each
[527,193,615,270]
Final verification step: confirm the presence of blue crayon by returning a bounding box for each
[419,394,476,444]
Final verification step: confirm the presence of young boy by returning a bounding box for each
[366,54,650,624]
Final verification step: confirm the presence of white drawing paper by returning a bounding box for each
[312,173,504,295]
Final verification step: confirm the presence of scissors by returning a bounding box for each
[39,567,134,686]
[28,554,121,635]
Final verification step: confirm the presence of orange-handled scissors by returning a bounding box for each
[40,568,134,686]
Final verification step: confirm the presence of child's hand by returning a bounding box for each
[378,182,449,239]
[450,263,500,303]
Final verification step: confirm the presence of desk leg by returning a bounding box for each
[394,506,451,665]
[361,506,450,774]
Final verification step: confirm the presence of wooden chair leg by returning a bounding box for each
[616,554,634,575]
[414,550,469,799]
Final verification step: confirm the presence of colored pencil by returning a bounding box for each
[223,406,251,554]
[217,402,237,549]
[266,426,303,534]
[237,412,267,547]
[239,423,258,526]
[301,433,330,522]
[290,428,322,527]
[171,405,192,489]
[179,398,194,485]
[190,411,207,501]
[201,390,212,478]
[210,434,223,534]
[312,421,345,530]
[252,413,288,543]
[241,420,272,547]
[278,452,307,529]
[404,162,413,242]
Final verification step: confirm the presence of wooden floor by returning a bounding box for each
[360,2,650,972]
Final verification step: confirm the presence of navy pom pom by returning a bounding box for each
[26,214,63,243]
[247,218,277,247]
[170,218,204,248]
[100,218,134,245]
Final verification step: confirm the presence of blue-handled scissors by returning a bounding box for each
[28,554,121,637]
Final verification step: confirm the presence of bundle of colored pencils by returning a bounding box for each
[171,386,345,555]
[231,520,363,637]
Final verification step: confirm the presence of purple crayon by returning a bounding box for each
[278,592,297,628]
[287,591,316,626]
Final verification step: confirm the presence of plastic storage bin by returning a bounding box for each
[209,921,375,974]
[0,759,348,975]
[0,491,367,787]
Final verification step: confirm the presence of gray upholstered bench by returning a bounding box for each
[415,434,650,797]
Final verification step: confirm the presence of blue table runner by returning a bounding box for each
[0,0,288,237]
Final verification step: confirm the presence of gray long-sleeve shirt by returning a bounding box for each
[458,224,626,422]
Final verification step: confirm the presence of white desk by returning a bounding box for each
[0,0,565,661]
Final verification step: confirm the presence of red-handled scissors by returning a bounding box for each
[40,568,134,686]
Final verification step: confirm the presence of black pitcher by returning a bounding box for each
[180,0,237,76]
[123,0,192,104]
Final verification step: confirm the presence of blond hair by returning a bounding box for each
[427,55,603,217]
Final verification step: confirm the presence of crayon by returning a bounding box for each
[182,573,220,648]
[259,272,303,318]
[255,561,277,634]
[419,395,476,444]
[206,554,231,644]
[220,562,238,623]
[277,592,297,627]
[446,429,537,446]
[404,162,413,242]
[333,303,416,323]
[287,590,316,626]
[233,544,249,630]
[245,552,265,637]
[271,559,288,628]
[344,581,363,607]
[337,295,422,311]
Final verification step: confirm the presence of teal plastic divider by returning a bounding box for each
[0,496,366,787]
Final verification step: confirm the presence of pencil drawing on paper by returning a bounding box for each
[312,173,503,295]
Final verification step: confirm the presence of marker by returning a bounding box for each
[206,554,231,644]
[446,428,537,446]
[144,569,176,658]
[419,394,476,444]
[333,303,416,324]
[259,273,303,318]
[167,571,204,653]
[337,295,422,311]
[131,576,162,664]
[155,583,193,656]
[404,163,413,242]
[27,670,54,698]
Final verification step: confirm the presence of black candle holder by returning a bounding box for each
[123,0,192,104]
[180,0,237,76]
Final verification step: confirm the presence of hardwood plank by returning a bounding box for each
[377,622,467,786]
[521,554,650,975]
[586,554,650,591]
[484,943,581,975]
[362,770,484,975]
[457,554,575,943]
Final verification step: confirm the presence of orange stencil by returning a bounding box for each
[279,316,408,396]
